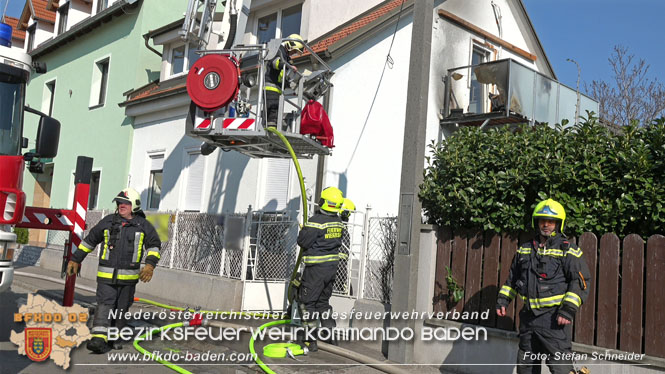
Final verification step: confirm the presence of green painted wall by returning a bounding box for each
[22,0,183,211]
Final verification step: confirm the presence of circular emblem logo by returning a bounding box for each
[204,72,221,90]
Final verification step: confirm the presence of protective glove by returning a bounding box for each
[66,261,80,276]
[139,264,155,283]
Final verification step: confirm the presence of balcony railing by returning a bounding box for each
[441,58,598,129]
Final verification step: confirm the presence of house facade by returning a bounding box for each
[120,0,595,219]
[17,0,182,246]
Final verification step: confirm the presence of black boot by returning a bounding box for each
[86,337,111,354]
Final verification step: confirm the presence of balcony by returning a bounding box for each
[440,59,599,130]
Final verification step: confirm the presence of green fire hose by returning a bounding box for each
[132,129,310,374]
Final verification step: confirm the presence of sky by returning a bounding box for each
[522,0,665,93]
[2,0,663,95]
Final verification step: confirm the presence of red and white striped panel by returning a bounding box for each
[68,183,90,253]
[21,208,75,231]
[222,118,255,130]
[195,117,212,130]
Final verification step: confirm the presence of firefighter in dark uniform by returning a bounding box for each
[296,186,347,351]
[66,188,161,353]
[496,199,591,374]
[264,34,304,127]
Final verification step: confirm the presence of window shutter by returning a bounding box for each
[185,152,205,211]
[262,159,290,211]
[150,154,164,171]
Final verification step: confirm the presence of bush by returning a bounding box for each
[420,114,665,238]
[15,227,29,244]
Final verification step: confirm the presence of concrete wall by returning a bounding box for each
[36,248,243,310]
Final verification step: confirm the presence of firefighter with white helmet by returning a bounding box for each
[496,199,591,373]
[264,34,304,127]
[66,187,161,353]
[296,186,347,351]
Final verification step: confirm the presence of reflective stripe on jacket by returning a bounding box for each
[297,212,345,266]
[497,233,590,316]
[72,214,161,285]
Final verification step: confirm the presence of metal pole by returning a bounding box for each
[169,211,179,269]
[389,0,433,364]
[358,205,371,300]
[567,58,581,125]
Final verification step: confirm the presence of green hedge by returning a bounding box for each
[15,227,29,244]
[420,115,665,238]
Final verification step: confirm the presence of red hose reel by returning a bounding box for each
[187,54,240,112]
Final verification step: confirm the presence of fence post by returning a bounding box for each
[358,205,371,300]
[219,232,227,277]
[240,208,252,282]
[169,211,179,269]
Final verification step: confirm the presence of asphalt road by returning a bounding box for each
[2,271,426,374]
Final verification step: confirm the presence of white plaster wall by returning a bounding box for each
[323,1,548,217]
[34,21,54,49]
[68,0,93,30]
[324,14,413,217]
[241,0,383,44]
[127,99,319,216]
[304,0,384,41]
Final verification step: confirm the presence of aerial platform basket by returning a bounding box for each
[185,39,334,159]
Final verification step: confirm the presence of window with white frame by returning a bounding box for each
[469,45,491,114]
[261,158,290,211]
[96,0,109,13]
[43,80,56,116]
[256,3,302,44]
[71,170,101,209]
[88,171,101,209]
[184,150,205,212]
[26,24,36,52]
[89,57,110,108]
[168,42,200,77]
[57,2,69,35]
[148,154,164,210]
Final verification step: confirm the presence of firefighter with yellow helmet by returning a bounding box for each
[296,186,347,351]
[496,199,591,374]
[66,188,161,353]
[264,34,304,127]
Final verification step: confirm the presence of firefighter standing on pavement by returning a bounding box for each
[296,187,347,351]
[66,188,161,353]
[496,199,591,374]
[264,34,303,127]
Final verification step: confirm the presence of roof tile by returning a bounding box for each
[32,0,56,23]
[307,0,405,55]
[3,17,26,40]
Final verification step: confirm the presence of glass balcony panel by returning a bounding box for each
[508,62,535,119]
[534,74,558,125]
[580,94,599,120]
[558,85,578,125]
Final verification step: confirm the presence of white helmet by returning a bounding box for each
[112,188,141,213]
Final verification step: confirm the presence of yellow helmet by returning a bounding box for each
[283,34,304,53]
[340,198,355,221]
[113,188,142,213]
[532,199,566,232]
[319,186,343,213]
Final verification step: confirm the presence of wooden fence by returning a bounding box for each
[432,228,665,358]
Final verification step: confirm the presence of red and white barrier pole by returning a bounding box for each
[63,157,92,306]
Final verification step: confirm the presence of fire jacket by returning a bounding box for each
[497,233,591,321]
[71,214,161,285]
[264,44,291,94]
[297,211,347,266]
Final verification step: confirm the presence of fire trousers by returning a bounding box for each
[298,263,338,340]
[517,308,574,374]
